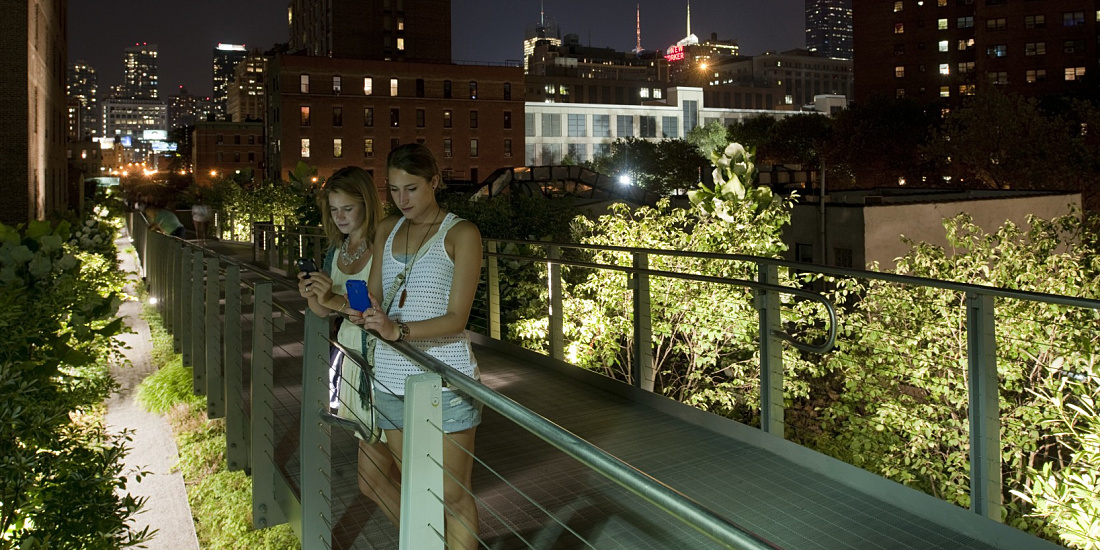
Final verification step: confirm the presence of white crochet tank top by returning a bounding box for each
[373,212,477,395]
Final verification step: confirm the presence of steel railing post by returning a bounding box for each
[548,245,564,361]
[176,243,189,356]
[400,373,445,550]
[191,248,206,395]
[757,263,784,437]
[206,257,224,418]
[632,251,655,392]
[300,310,333,549]
[487,241,501,339]
[251,281,286,528]
[223,264,248,471]
[966,291,1001,521]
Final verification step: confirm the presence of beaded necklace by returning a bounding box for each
[339,236,368,265]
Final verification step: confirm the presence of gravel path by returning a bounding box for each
[104,232,200,550]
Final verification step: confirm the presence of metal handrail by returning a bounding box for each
[485,237,1100,310]
[324,322,782,550]
[487,248,838,354]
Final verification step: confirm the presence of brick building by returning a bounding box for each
[1,0,71,224]
[854,0,1099,104]
[288,0,451,63]
[192,121,264,187]
[265,55,525,191]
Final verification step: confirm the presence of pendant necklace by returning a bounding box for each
[398,209,442,308]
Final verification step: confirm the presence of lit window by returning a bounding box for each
[958,38,974,51]
[894,1,903,12]
[987,45,1007,57]
[895,66,905,77]
[1063,11,1084,27]
[333,75,341,94]
[300,74,309,93]
[1025,69,1047,83]
[443,110,452,128]
[959,84,975,96]
[938,40,948,52]
[397,17,404,30]
[937,18,948,30]
[364,77,373,95]
[364,138,373,158]
[390,78,398,96]
[1065,67,1086,81]
[301,138,310,158]
[639,87,650,98]
[300,106,310,126]
[333,138,343,158]
[653,88,662,99]
[939,64,950,76]
[938,0,946,5]
[894,22,905,34]
[939,86,950,98]
[397,38,405,51]
[1025,42,1046,56]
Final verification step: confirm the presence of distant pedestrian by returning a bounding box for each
[191,194,212,241]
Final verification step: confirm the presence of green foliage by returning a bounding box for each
[512,143,796,418]
[0,212,149,549]
[800,211,1100,547]
[136,304,297,549]
[211,168,307,241]
[440,192,578,242]
[590,137,706,195]
[923,88,1085,191]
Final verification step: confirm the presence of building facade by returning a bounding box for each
[853,0,1099,104]
[525,38,669,105]
[227,51,266,122]
[168,86,211,130]
[265,55,524,190]
[67,60,98,138]
[119,43,158,99]
[706,49,854,107]
[522,87,814,166]
[191,121,264,187]
[288,0,451,63]
[806,0,854,60]
[1,0,71,224]
[213,43,248,120]
[101,98,168,163]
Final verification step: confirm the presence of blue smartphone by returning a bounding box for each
[345,279,370,312]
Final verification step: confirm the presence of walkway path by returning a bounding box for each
[104,230,200,550]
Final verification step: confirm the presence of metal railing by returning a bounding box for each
[131,214,793,549]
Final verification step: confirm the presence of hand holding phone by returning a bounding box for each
[345,279,371,312]
[296,258,318,278]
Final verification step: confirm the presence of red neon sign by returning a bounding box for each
[665,45,684,62]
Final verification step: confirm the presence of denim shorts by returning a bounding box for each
[373,388,483,433]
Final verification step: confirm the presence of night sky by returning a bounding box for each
[67,0,806,97]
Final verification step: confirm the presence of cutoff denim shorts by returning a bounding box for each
[373,387,483,433]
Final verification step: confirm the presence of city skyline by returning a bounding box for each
[68,0,805,97]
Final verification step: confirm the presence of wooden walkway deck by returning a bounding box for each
[197,239,1056,550]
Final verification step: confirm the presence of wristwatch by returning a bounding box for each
[396,321,410,341]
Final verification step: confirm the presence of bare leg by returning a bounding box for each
[442,427,479,550]
[357,431,402,525]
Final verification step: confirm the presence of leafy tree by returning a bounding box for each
[923,89,1083,190]
[826,95,939,188]
[589,138,705,196]
[725,114,776,154]
[763,113,832,167]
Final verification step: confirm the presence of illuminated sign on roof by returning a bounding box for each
[665,45,685,62]
[216,43,246,51]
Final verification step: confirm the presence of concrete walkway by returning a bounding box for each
[104,231,200,550]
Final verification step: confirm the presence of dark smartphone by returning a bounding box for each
[346,279,371,311]
[295,258,317,278]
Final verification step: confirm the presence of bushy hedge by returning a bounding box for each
[0,210,149,549]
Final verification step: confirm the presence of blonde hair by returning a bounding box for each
[317,167,383,251]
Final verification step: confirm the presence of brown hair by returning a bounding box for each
[386,143,445,189]
[317,166,383,251]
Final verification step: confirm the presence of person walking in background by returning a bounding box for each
[353,144,483,549]
[144,204,185,238]
[296,166,384,428]
[190,194,212,241]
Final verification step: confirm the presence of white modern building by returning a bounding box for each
[522,86,814,166]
